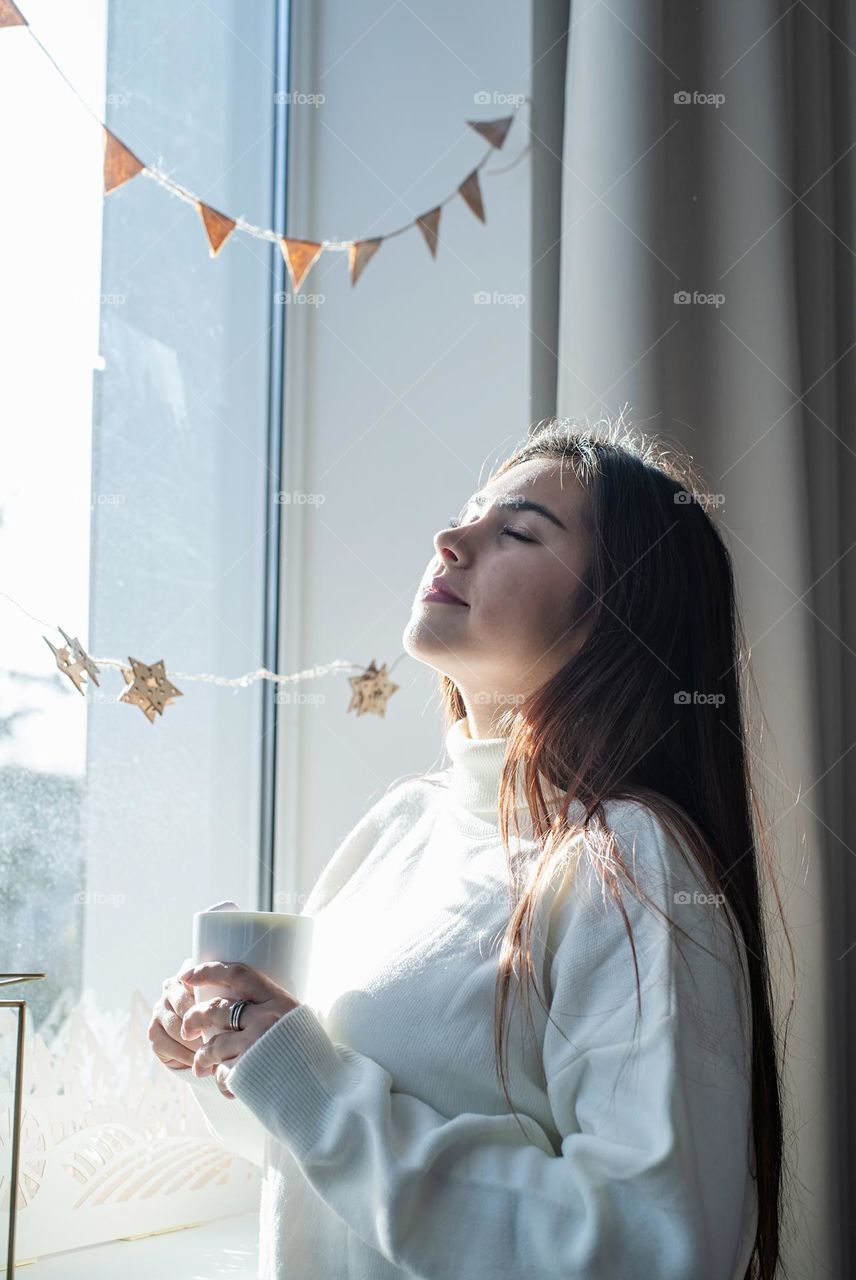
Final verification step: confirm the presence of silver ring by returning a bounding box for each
[229,998,251,1031]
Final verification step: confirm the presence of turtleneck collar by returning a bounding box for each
[442,716,569,838]
[445,716,513,819]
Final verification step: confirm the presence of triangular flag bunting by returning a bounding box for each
[280,237,324,290]
[103,129,145,194]
[348,238,382,286]
[458,169,486,223]
[466,116,513,151]
[416,207,441,259]
[0,1,26,28]
[197,201,236,257]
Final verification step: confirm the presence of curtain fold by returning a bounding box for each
[542,2,856,1274]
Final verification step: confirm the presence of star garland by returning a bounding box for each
[36,618,401,724]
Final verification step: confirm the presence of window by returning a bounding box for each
[0,0,282,1259]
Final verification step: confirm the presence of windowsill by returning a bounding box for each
[21,1210,258,1279]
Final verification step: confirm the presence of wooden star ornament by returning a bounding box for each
[43,627,102,694]
[119,656,183,723]
[347,659,399,718]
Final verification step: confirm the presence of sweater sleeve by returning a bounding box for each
[226,803,755,1279]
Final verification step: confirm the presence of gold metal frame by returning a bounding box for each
[0,974,46,1276]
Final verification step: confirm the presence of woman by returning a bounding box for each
[149,417,790,1279]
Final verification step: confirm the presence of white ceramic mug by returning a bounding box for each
[191,903,315,1042]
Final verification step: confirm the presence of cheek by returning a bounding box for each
[477,564,555,637]
[485,561,578,645]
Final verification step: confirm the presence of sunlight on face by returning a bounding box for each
[402,459,592,715]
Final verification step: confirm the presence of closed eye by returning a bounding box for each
[447,516,536,544]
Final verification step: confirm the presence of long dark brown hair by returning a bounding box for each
[436,414,795,1280]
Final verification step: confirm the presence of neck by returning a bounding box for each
[460,703,517,741]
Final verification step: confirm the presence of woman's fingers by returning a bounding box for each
[165,959,197,1019]
[178,960,274,1002]
[147,998,196,1067]
[146,960,206,1071]
[192,1029,248,1076]
[181,996,235,1040]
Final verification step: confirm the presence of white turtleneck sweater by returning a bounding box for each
[175,717,758,1279]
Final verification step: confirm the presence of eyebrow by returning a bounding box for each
[469,492,568,532]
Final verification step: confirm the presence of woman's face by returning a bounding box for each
[403,459,592,723]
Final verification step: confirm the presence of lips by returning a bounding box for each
[422,578,468,606]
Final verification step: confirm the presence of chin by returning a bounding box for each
[402,614,462,668]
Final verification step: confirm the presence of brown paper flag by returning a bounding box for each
[104,129,145,194]
[197,201,237,256]
[280,237,324,290]
[348,238,382,286]
[466,116,514,151]
[416,207,441,259]
[458,169,486,223]
[0,1,27,28]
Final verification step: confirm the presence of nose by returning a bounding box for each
[433,529,463,569]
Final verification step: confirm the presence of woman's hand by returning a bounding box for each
[147,955,201,1070]
[146,903,243,1080]
[178,961,302,1097]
